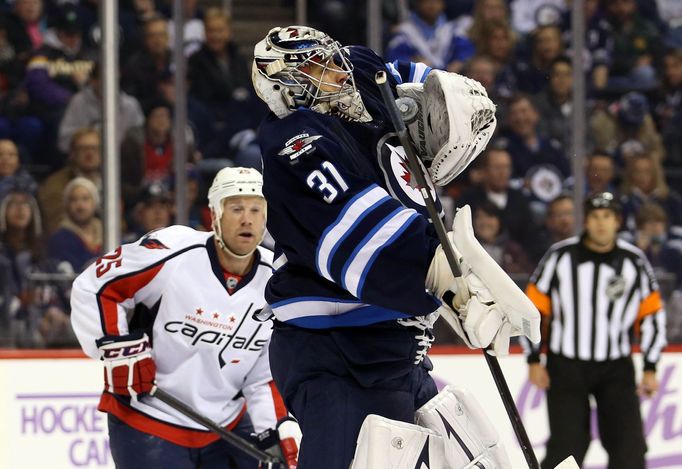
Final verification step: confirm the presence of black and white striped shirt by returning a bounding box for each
[523,236,667,370]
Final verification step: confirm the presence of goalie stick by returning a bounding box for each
[150,387,285,468]
[374,70,540,469]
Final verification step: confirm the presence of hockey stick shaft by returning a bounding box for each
[375,71,540,469]
[151,387,283,466]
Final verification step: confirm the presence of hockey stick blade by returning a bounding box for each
[151,387,284,467]
[374,70,540,469]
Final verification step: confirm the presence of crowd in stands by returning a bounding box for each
[0,0,680,347]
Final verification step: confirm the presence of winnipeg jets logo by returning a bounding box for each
[377,134,439,213]
[398,160,422,190]
[278,133,322,162]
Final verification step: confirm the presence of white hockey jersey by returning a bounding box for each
[70,225,285,447]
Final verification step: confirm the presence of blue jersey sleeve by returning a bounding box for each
[260,111,440,316]
[384,60,432,84]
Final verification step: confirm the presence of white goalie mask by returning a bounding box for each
[208,167,265,259]
[252,25,371,122]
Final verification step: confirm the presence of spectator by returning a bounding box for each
[534,194,576,261]
[46,176,102,273]
[604,0,662,92]
[120,100,197,209]
[585,151,618,195]
[0,10,27,92]
[510,0,565,35]
[0,1,46,163]
[532,56,573,149]
[464,54,509,119]
[385,0,475,72]
[633,203,682,289]
[124,182,174,241]
[559,0,613,91]
[173,164,209,231]
[470,20,518,100]
[38,128,101,234]
[24,3,96,164]
[513,25,565,94]
[657,0,682,48]
[501,94,569,211]
[654,48,682,167]
[589,91,665,165]
[58,61,144,154]
[472,201,533,274]
[457,145,537,248]
[165,0,204,57]
[466,0,511,45]
[187,7,265,164]
[0,187,70,347]
[620,152,682,233]
[118,0,161,57]
[1,0,46,60]
[0,139,37,201]
[121,15,172,109]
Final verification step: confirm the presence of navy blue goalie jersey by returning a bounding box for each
[259,46,443,328]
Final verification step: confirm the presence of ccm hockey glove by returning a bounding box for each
[96,332,156,399]
[255,417,301,468]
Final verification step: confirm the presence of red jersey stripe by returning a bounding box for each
[268,381,288,420]
[99,393,246,447]
[97,264,164,335]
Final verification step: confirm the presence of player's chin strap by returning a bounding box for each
[213,221,265,261]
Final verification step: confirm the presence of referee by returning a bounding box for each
[523,192,667,469]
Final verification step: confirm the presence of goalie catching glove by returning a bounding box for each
[426,205,541,355]
[96,331,156,399]
[396,70,496,186]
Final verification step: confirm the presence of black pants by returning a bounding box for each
[269,320,438,469]
[542,354,646,469]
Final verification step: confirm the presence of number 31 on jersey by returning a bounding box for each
[306,161,349,203]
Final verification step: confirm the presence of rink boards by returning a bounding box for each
[0,347,681,469]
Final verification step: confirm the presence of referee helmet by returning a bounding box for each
[584,191,621,215]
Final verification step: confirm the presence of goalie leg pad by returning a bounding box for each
[453,205,541,344]
[415,386,512,469]
[350,414,446,469]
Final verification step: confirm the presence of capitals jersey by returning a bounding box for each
[70,226,286,447]
[259,46,443,328]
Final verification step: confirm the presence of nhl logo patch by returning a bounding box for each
[226,277,239,290]
[605,275,625,301]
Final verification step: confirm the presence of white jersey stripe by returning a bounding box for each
[342,207,419,297]
[577,261,595,360]
[315,185,390,281]
[272,296,365,322]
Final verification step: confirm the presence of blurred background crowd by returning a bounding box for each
[0,0,680,348]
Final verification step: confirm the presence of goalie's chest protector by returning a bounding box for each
[333,46,443,217]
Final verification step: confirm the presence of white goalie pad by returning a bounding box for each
[452,205,541,344]
[415,386,512,469]
[554,457,580,469]
[349,414,446,469]
[396,71,497,186]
